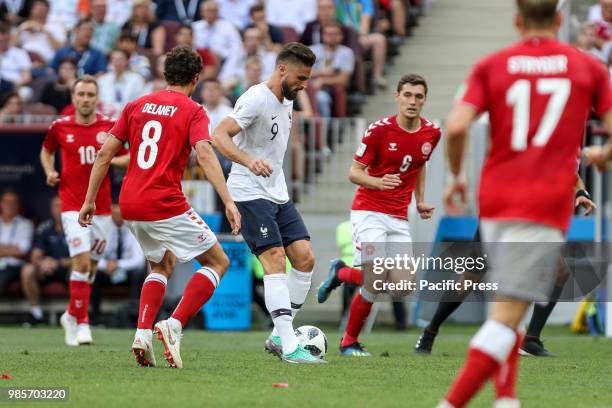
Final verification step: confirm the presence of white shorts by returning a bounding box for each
[350,210,413,266]
[480,220,565,301]
[61,211,113,261]
[126,208,218,264]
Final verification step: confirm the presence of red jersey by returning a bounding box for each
[461,38,612,230]
[109,89,212,221]
[43,114,115,215]
[352,115,441,219]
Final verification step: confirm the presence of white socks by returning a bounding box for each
[31,306,43,320]
[271,268,312,337]
[470,320,517,363]
[264,273,298,354]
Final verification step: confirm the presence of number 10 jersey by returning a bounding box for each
[109,89,212,221]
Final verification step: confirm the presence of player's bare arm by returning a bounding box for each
[195,140,241,235]
[415,165,434,219]
[213,116,273,177]
[110,151,130,168]
[584,111,612,170]
[348,161,401,190]
[443,103,476,214]
[40,147,60,187]
[78,135,124,226]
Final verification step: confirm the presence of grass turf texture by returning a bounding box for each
[0,325,610,407]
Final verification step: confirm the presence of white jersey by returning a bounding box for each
[228,83,293,204]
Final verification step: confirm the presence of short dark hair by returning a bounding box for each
[118,33,137,43]
[0,22,10,35]
[177,24,193,35]
[250,3,264,15]
[0,92,20,109]
[276,42,316,67]
[72,75,99,93]
[516,0,558,28]
[396,74,428,94]
[164,45,203,86]
[110,48,130,60]
[75,18,93,30]
[59,57,78,67]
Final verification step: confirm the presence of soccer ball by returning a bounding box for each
[295,325,328,358]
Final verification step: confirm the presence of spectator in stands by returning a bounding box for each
[90,204,145,325]
[377,0,406,39]
[105,0,134,27]
[0,22,32,101]
[47,0,82,31]
[588,0,612,41]
[309,22,354,117]
[91,0,121,54]
[174,23,218,79]
[192,0,243,62]
[0,92,24,123]
[245,3,283,51]
[121,0,165,56]
[228,54,262,101]
[16,0,66,65]
[0,190,34,297]
[155,0,204,24]
[40,57,77,113]
[50,19,107,76]
[217,0,256,30]
[0,0,32,24]
[145,53,166,92]
[302,0,351,46]
[265,0,317,35]
[116,33,152,80]
[219,26,276,93]
[201,78,232,128]
[335,0,387,89]
[98,48,145,115]
[20,196,70,326]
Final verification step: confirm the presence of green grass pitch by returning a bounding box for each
[1,325,610,407]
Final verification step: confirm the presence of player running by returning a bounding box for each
[213,43,325,364]
[79,45,240,369]
[438,1,612,406]
[317,74,441,356]
[40,76,125,347]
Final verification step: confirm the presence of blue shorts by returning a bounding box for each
[236,199,310,256]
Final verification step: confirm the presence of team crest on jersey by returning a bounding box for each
[96,132,108,145]
[421,142,432,156]
[388,142,398,151]
[70,237,82,247]
[365,244,375,256]
[66,134,75,143]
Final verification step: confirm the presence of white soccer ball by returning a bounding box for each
[295,325,328,358]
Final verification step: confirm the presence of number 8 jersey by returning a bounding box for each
[461,37,612,231]
[109,89,212,221]
[352,115,441,219]
[43,114,116,215]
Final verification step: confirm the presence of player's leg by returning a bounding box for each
[279,201,315,332]
[127,220,175,367]
[339,211,387,357]
[440,221,563,407]
[236,199,324,364]
[317,258,363,303]
[521,259,568,357]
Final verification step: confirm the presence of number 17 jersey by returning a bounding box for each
[461,37,612,230]
[109,89,212,221]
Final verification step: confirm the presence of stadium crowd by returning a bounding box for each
[0,0,425,121]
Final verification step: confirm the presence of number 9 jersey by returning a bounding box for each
[108,89,212,221]
[461,37,612,231]
[352,115,441,219]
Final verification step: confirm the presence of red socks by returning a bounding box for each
[444,320,518,407]
[494,332,523,399]
[172,267,220,328]
[341,292,373,347]
[338,266,363,285]
[137,273,167,329]
[67,271,90,323]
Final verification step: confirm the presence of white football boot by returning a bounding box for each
[154,319,183,369]
[77,324,93,345]
[60,312,78,347]
[132,331,156,367]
